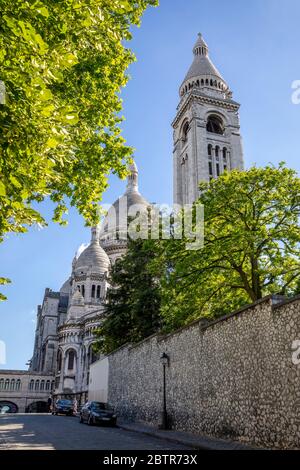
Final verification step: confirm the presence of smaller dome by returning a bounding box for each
[60,277,71,295]
[100,161,150,242]
[75,226,110,274]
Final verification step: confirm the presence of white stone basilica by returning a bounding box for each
[29,163,150,404]
[26,33,244,406]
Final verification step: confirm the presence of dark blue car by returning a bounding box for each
[52,399,74,416]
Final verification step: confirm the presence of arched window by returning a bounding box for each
[96,285,101,299]
[41,345,46,372]
[15,379,21,391]
[67,350,76,370]
[208,144,212,157]
[223,147,227,161]
[40,380,45,391]
[81,285,85,297]
[10,379,15,391]
[91,285,95,298]
[57,350,62,373]
[29,379,34,391]
[206,115,224,135]
[182,121,189,143]
[4,379,9,390]
[0,379,4,390]
[45,380,50,391]
[88,344,100,366]
[35,380,40,391]
[215,146,220,159]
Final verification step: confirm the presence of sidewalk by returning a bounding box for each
[117,420,255,450]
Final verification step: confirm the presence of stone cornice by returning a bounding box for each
[172,92,240,128]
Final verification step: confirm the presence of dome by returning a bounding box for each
[184,55,223,83]
[60,277,71,295]
[100,161,150,241]
[75,226,110,274]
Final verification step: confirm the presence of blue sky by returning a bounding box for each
[1,0,300,369]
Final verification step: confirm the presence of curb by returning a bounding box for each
[117,422,252,451]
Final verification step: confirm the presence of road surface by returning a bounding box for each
[0,414,191,450]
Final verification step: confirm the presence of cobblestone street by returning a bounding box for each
[0,414,191,450]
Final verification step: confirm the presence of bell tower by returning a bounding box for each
[172,33,244,205]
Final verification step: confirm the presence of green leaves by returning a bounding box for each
[156,164,300,331]
[0,182,7,197]
[0,0,158,299]
[0,277,11,301]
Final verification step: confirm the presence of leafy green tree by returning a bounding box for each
[95,238,162,354]
[0,0,158,233]
[0,0,157,298]
[156,164,300,331]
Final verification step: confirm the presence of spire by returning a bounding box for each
[180,33,230,98]
[193,33,209,57]
[126,161,139,194]
[91,225,100,243]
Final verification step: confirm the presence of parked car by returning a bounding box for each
[80,401,117,426]
[52,399,74,416]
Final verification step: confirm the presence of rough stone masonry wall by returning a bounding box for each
[107,296,300,449]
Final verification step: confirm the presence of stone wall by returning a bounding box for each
[107,295,300,449]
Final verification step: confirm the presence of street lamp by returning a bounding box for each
[159,352,170,430]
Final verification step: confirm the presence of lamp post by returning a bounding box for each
[159,352,169,430]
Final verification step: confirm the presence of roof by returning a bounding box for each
[181,33,227,88]
[184,55,224,82]
[75,228,110,273]
[100,162,150,240]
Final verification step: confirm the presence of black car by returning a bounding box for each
[80,401,117,426]
[52,399,74,416]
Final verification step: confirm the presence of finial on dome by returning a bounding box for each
[126,160,139,193]
[91,225,100,243]
[193,32,208,57]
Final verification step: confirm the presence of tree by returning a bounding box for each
[0,0,158,232]
[0,0,158,299]
[95,238,162,354]
[156,164,300,331]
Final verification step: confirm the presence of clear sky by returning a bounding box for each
[1,0,300,369]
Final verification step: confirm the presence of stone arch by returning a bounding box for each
[180,119,189,144]
[65,348,77,372]
[45,379,51,391]
[87,343,100,366]
[0,400,18,414]
[206,115,225,135]
[26,401,48,413]
[57,349,62,373]
[205,109,228,126]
